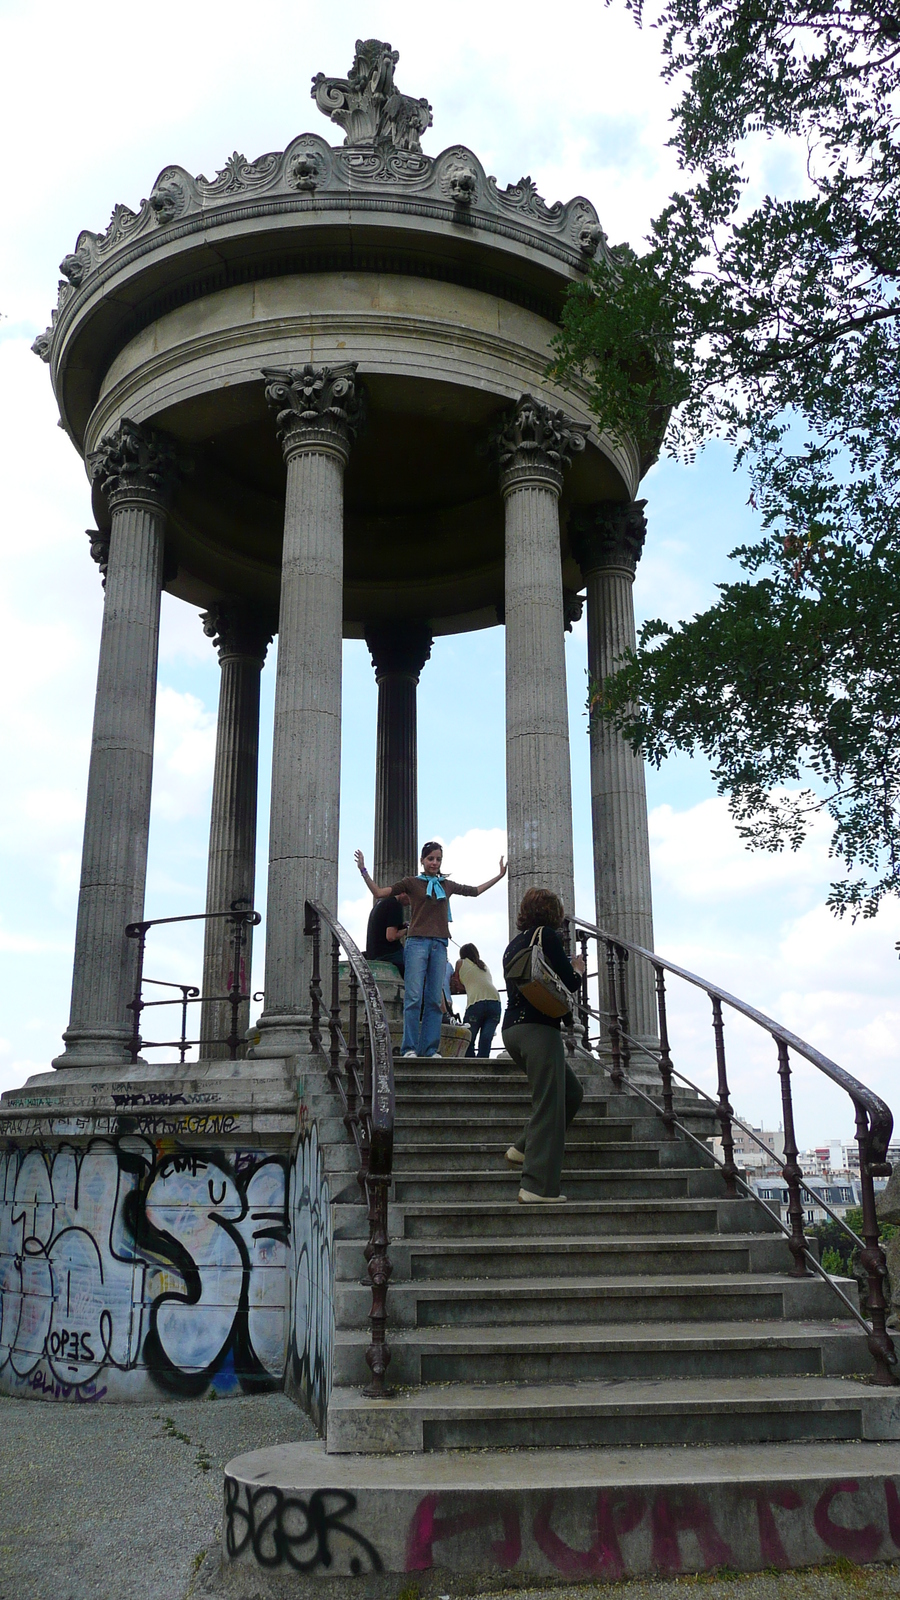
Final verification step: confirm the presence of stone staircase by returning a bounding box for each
[221,1051,900,1593]
[325,1053,888,1454]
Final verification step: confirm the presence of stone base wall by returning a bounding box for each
[0,1058,335,1425]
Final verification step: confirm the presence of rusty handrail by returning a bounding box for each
[574,914,897,1387]
[125,906,261,1061]
[304,899,394,1399]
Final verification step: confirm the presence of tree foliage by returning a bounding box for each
[552,0,900,915]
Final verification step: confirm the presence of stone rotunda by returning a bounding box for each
[1,40,658,1406]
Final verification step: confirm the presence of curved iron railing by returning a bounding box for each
[304,899,395,1398]
[572,915,898,1387]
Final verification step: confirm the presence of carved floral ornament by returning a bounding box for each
[494,395,590,483]
[87,418,181,504]
[200,600,275,663]
[261,363,366,451]
[569,499,648,576]
[32,41,608,366]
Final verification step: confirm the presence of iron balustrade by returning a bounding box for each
[125,905,261,1062]
[304,899,395,1399]
[572,915,898,1386]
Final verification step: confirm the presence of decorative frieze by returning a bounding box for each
[34,42,607,368]
[494,395,590,492]
[569,500,648,577]
[261,363,366,460]
[201,600,275,664]
[87,418,180,507]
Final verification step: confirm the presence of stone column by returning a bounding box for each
[495,396,588,933]
[253,364,364,1058]
[364,622,433,888]
[54,419,178,1068]
[198,601,274,1059]
[570,500,657,1041]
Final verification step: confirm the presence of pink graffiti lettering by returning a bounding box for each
[750,1487,803,1567]
[814,1480,882,1563]
[533,1489,644,1579]
[405,1493,521,1571]
[650,1490,734,1575]
[886,1480,900,1549]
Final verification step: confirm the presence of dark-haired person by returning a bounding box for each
[455,943,502,1059]
[355,842,506,1058]
[502,887,585,1203]
[364,890,410,975]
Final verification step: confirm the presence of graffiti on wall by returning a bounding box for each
[0,1126,332,1420]
[223,1476,900,1581]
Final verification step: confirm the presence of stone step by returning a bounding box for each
[335,1271,854,1330]
[390,1166,728,1202]
[392,1115,637,1145]
[221,1437,900,1586]
[393,1196,777,1239]
[325,1374,900,1454]
[332,1318,869,1386]
[334,1232,794,1283]
[391,1141,655,1172]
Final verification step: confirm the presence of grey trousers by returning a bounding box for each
[503,1022,584,1198]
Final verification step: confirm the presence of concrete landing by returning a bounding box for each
[220,1437,900,1596]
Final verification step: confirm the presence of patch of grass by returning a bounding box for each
[162,1416,192,1446]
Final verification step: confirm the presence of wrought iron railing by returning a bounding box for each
[571,915,898,1386]
[125,905,260,1062]
[305,899,395,1399]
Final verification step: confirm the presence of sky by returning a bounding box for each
[1,0,897,1147]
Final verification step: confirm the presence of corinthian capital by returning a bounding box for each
[494,395,589,494]
[88,418,180,507]
[261,363,366,463]
[569,500,648,577]
[365,621,433,682]
[201,600,275,664]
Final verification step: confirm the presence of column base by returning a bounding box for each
[247,1010,312,1059]
[51,1027,134,1071]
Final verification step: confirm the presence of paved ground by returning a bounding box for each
[1,1392,898,1600]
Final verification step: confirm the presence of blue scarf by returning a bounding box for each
[418,873,452,922]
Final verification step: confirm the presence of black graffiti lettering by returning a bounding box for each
[224,1480,382,1574]
[208,1178,227,1207]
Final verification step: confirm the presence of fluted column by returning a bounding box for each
[570,500,657,1040]
[253,364,364,1058]
[54,419,178,1067]
[199,601,274,1058]
[365,622,432,888]
[495,396,588,933]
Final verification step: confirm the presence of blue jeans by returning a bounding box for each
[464,1000,502,1058]
[401,936,447,1056]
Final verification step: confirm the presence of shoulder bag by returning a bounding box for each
[504,926,575,1019]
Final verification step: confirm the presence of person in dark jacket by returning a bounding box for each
[502,887,585,1203]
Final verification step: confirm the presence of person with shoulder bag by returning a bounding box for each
[501,887,585,1203]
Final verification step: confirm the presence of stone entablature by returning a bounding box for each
[34,41,606,371]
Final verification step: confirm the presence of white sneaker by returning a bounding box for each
[426,1051,441,1059]
[402,1050,417,1058]
[505,1146,525,1166]
[518,1188,567,1204]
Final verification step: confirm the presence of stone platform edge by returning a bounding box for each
[217,1438,900,1597]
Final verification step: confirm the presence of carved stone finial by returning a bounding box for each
[563,587,585,632]
[59,246,91,287]
[569,500,648,577]
[494,395,589,492]
[86,528,111,586]
[261,363,365,460]
[200,600,275,663]
[87,417,181,506]
[365,621,433,682]
[312,39,433,153]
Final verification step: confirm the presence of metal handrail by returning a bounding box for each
[125,906,261,1062]
[304,899,394,1399]
[573,914,898,1386]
